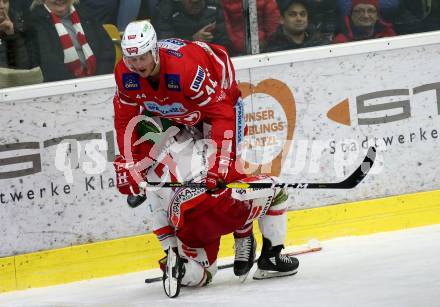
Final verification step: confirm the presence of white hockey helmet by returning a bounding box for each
[121,20,159,64]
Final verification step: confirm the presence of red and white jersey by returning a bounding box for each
[113,39,242,157]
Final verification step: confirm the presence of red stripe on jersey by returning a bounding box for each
[234,222,253,238]
[118,90,137,105]
[153,226,174,236]
[266,208,287,216]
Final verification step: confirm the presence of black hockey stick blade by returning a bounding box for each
[127,195,147,208]
[141,147,376,190]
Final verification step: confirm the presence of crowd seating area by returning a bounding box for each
[0,0,438,88]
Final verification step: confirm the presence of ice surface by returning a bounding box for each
[1,224,440,307]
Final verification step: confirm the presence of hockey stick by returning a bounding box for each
[144,246,322,284]
[140,146,376,190]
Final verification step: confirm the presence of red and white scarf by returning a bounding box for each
[46,5,96,77]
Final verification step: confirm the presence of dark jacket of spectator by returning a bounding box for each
[154,0,230,46]
[0,9,30,69]
[220,0,280,55]
[9,0,32,17]
[79,0,119,25]
[116,0,157,31]
[307,0,340,37]
[26,4,115,82]
[393,0,440,34]
[333,14,396,42]
[264,25,330,52]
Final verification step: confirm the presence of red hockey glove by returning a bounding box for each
[206,170,225,190]
[206,151,233,190]
[113,154,146,195]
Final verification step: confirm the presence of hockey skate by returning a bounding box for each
[253,237,299,280]
[233,233,256,282]
[162,246,185,298]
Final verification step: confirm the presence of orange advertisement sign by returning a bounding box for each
[238,79,296,176]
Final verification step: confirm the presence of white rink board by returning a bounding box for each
[1,35,440,256]
[246,43,440,210]
[0,88,157,257]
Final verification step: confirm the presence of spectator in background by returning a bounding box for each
[307,0,340,40]
[79,0,119,25]
[154,0,229,45]
[78,0,159,33]
[393,0,440,34]
[117,0,158,31]
[1,0,43,88]
[26,0,115,82]
[136,0,158,22]
[0,0,30,69]
[337,0,400,20]
[9,0,32,22]
[265,0,331,52]
[333,0,396,43]
[220,0,280,55]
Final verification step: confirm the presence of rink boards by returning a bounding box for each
[2,32,440,292]
[2,189,440,292]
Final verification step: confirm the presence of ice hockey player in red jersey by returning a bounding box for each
[134,124,299,298]
[112,20,253,278]
[162,174,300,298]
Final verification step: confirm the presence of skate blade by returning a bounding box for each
[238,270,251,283]
[252,268,298,280]
[163,249,180,298]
